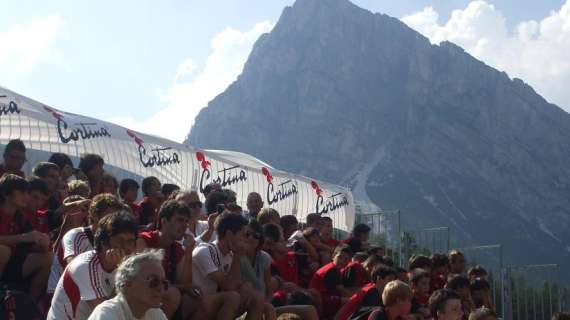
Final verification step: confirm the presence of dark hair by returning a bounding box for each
[380,255,395,267]
[3,139,26,155]
[280,215,298,231]
[215,212,248,238]
[431,253,450,269]
[289,291,314,306]
[411,268,430,285]
[222,188,237,203]
[141,176,160,196]
[306,213,321,226]
[0,174,29,201]
[371,264,397,282]
[48,153,73,170]
[205,191,228,214]
[429,289,461,319]
[396,266,407,274]
[352,223,371,237]
[302,227,320,239]
[321,216,333,223]
[446,274,470,290]
[27,176,49,195]
[202,182,221,196]
[470,277,490,291]
[353,252,369,263]
[32,161,59,178]
[78,154,104,175]
[469,307,498,320]
[333,244,352,258]
[119,178,139,198]
[364,254,383,268]
[159,200,191,223]
[88,193,128,226]
[467,265,488,278]
[263,223,282,242]
[94,211,138,251]
[248,220,264,248]
[102,173,118,190]
[367,246,384,256]
[409,255,432,270]
[161,183,180,197]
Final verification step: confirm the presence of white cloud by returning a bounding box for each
[401,0,570,112]
[0,16,63,79]
[110,21,274,142]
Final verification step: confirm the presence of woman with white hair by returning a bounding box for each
[88,249,168,320]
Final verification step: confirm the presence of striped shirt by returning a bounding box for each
[192,240,233,295]
[63,226,94,261]
[48,250,116,320]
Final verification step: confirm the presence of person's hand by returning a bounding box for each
[23,231,50,251]
[106,248,128,267]
[239,282,254,306]
[207,213,219,230]
[183,235,196,251]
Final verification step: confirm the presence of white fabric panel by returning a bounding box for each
[0,86,355,231]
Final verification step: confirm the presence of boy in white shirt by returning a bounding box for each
[48,211,138,320]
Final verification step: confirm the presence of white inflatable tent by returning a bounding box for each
[0,86,355,232]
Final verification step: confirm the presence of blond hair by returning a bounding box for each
[68,179,91,198]
[257,207,280,225]
[382,280,413,307]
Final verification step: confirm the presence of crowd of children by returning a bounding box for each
[0,138,567,320]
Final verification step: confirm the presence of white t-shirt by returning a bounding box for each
[48,250,116,320]
[48,226,94,294]
[47,244,66,293]
[180,220,216,245]
[63,226,95,260]
[88,294,167,320]
[192,240,233,295]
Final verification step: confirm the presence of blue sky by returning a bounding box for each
[1,0,569,142]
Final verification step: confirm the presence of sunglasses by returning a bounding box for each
[188,202,203,209]
[143,276,169,291]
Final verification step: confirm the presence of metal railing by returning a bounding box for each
[401,227,450,268]
[356,210,401,264]
[503,264,560,320]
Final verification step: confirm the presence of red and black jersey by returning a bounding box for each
[412,294,430,314]
[342,260,370,288]
[326,238,339,248]
[23,209,50,234]
[343,237,364,253]
[0,165,24,178]
[127,201,141,218]
[335,282,383,320]
[138,196,158,226]
[0,208,34,254]
[139,230,184,282]
[271,251,299,285]
[430,274,446,293]
[309,262,342,296]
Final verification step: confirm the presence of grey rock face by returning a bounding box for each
[187,0,570,272]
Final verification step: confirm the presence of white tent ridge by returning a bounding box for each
[0,86,355,231]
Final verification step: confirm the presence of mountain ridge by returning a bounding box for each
[187,0,570,273]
